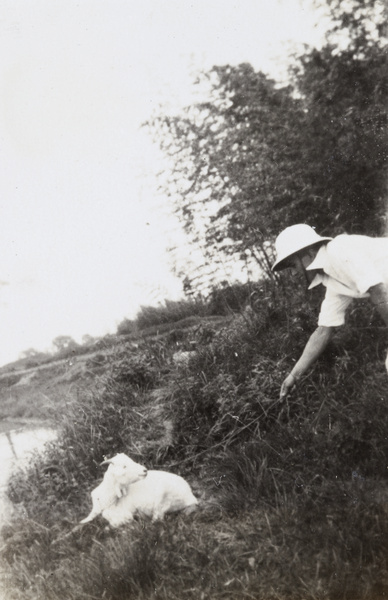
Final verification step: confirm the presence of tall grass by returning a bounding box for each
[1,281,388,599]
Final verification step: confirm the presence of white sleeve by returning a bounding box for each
[327,238,384,294]
[317,288,353,327]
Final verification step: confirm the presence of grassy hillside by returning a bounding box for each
[1,281,388,599]
[0,315,229,430]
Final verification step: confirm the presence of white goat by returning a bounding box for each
[80,453,147,524]
[80,453,198,527]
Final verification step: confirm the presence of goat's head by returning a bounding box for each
[101,453,148,485]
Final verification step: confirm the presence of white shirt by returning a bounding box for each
[306,234,388,327]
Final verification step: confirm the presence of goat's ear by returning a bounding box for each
[100,458,113,466]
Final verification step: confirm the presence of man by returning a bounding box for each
[272,224,388,399]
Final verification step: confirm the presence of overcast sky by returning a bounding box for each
[0,0,326,365]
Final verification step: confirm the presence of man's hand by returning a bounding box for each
[278,326,335,400]
[279,373,296,399]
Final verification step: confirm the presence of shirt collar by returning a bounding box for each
[306,245,327,290]
[308,273,324,290]
[306,244,327,272]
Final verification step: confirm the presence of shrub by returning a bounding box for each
[135,298,209,330]
[206,281,255,315]
[116,318,137,336]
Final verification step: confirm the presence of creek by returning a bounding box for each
[0,425,57,598]
[0,425,57,524]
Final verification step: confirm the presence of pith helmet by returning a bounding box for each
[272,224,332,272]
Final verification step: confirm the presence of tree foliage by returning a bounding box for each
[149,65,303,280]
[147,0,387,287]
[52,335,79,354]
[294,0,388,232]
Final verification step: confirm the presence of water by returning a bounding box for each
[0,426,57,599]
[0,427,57,518]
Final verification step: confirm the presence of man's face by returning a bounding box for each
[288,251,316,285]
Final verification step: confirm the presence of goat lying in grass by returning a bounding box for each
[80,453,198,527]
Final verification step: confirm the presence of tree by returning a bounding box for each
[148,65,306,281]
[19,348,42,359]
[293,0,388,233]
[116,318,137,336]
[82,334,97,346]
[147,0,387,290]
[52,335,79,354]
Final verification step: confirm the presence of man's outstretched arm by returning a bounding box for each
[279,326,335,399]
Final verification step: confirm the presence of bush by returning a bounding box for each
[135,298,209,330]
[116,318,137,336]
[206,281,256,315]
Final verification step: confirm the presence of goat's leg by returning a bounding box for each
[80,510,99,524]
